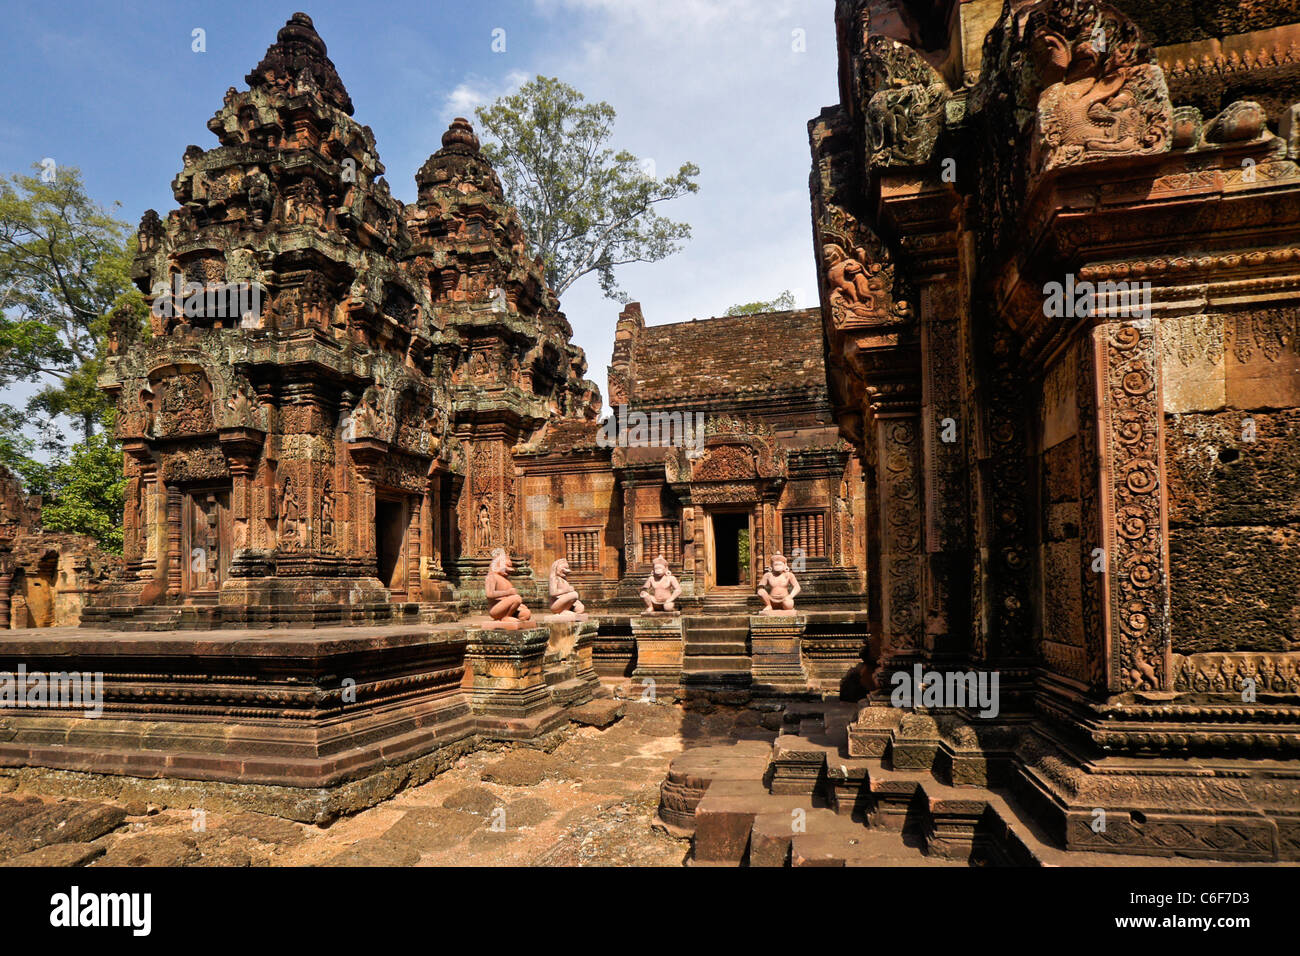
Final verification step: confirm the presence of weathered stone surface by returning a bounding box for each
[219,813,306,846]
[480,750,560,787]
[503,796,554,828]
[442,786,503,816]
[1170,525,1300,654]
[568,699,625,728]
[0,842,104,867]
[324,839,421,868]
[92,834,201,867]
[377,807,482,852]
[0,799,126,857]
[1166,410,1300,527]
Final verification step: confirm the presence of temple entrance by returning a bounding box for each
[183,489,230,596]
[707,510,751,589]
[375,498,406,591]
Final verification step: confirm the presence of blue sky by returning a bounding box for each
[0,0,838,425]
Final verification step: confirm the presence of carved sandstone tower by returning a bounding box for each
[90,14,601,626]
[407,116,601,597]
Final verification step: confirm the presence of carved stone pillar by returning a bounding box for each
[920,282,971,657]
[405,499,421,601]
[876,406,925,684]
[167,485,182,597]
[219,427,266,558]
[1089,318,1171,693]
[0,561,12,630]
[346,437,386,574]
[425,473,443,573]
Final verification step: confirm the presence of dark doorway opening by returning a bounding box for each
[712,512,750,587]
[376,499,405,590]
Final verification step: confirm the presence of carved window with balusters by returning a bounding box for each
[639,521,681,565]
[782,511,826,559]
[563,529,601,572]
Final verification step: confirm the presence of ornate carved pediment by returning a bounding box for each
[154,369,215,438]
[665,417,788,498]
[693,444,758,483]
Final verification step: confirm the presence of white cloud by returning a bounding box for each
[440,70,529,123]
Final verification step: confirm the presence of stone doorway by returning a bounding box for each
[183,489,230,597]
[375,498,407,591]
[707,510,751,589]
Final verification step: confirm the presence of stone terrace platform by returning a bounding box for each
[0,619,602,822]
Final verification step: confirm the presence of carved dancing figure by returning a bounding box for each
[548,557,585,620]
[640,554,682,613]
[757,553,801,615]
[485,551,532,629]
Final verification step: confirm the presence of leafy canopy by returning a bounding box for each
[724,290,797,316]
[0,404,125,554]
[475,77,700,301]
[0,163,143,446]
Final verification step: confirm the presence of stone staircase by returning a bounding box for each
[658,700,1235,867]
[681,598,752,695]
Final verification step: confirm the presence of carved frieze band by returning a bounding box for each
[1172,653,1300,695]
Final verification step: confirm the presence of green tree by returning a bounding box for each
[31,428,125,554]
[0,163,140,446]
[724,290,796,316]
[0,403,124,554]
[475,76,700,301]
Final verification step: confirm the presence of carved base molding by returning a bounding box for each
[631,615,685,699]
[0,626,475,821]
[0,621,610,816]
[464,625,567,739]
[847,699,1300,861]
[83,574,422,629]
[749,615,809,693]
[1014,729,1300,861]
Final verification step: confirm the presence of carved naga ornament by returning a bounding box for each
[1024,0,1172,174]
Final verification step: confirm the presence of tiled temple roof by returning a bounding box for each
[630,308,826,403]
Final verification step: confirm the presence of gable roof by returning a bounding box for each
[631,308,826,403]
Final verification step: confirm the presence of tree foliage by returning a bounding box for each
[0,163,141,446]
[0,165,138,553]
[0,403,125,554]
[475,76,700,301]
[36,429,126,554]
[724,290,796,316]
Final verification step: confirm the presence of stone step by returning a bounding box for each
[686,618,749,628]
[681,655,753,672]
[658,741,775,833]
[692,779,809,865]
[685,626,748,636]
[792,824,963,867]
[684,641,749,656]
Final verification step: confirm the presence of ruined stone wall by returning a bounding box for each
[0,466,121,629]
